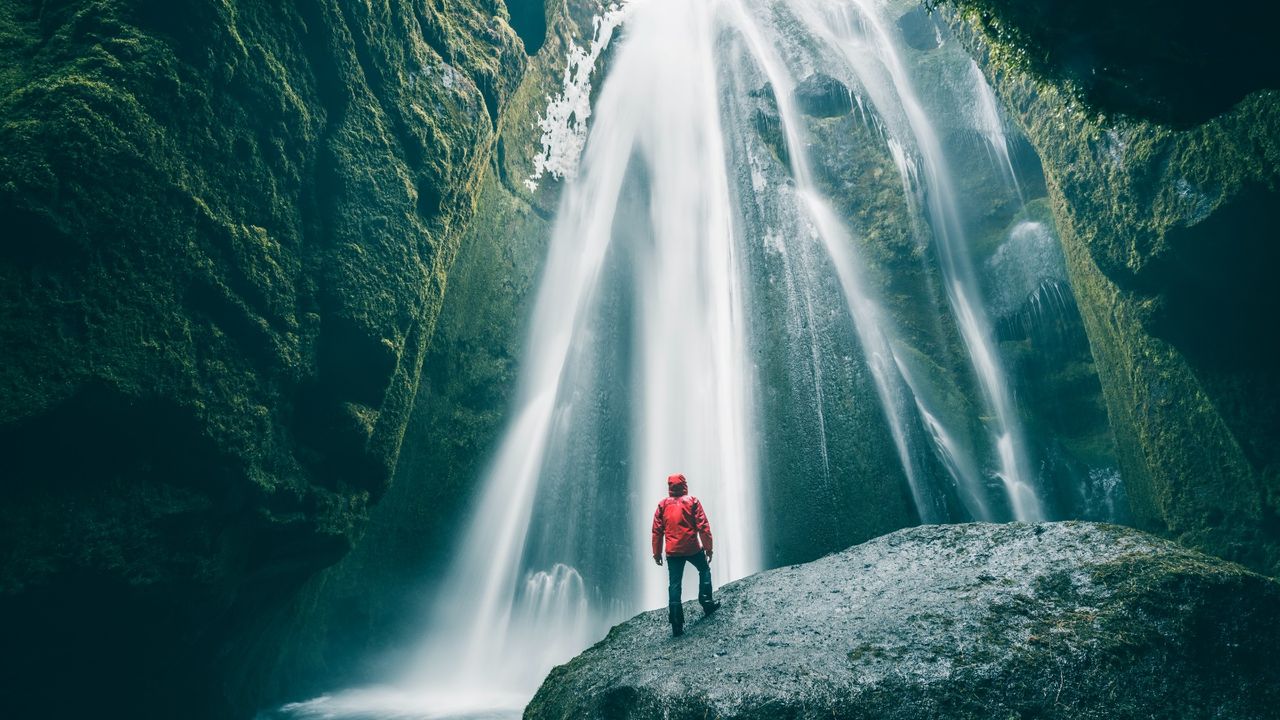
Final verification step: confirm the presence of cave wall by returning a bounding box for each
[941,4,1280,576]
[8,0,1274,713]
[253,0,603,708]
[0,0,526,716]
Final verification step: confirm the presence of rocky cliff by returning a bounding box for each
[251,0,604,706]
[527,522,1280,720]
[0,0,526,716]
[935,2,1280,577]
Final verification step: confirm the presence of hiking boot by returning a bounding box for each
[699,582,720,616]
[668,602,685,637]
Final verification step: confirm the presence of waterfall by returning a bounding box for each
[416,0,770,705]
[787,0,1044,520]
[274,1,1064,716]
[969,60,1024,200]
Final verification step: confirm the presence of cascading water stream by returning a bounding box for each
[789,0,1044,520]
[410,0,769,707]
[718,0,957,523]
[969,60,1024,201]
[623,0,762,607]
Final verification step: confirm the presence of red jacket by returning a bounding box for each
[651,473,713,557]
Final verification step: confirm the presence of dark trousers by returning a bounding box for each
[667,550,713,606]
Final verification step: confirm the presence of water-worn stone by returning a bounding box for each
[527,523,1280,720]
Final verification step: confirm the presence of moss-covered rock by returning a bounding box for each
[937,5,1280,576]
[526,523,1280,720]
[0,0,526,716]
[250,0,601,707]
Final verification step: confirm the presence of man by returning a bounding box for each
[651,473,720,637]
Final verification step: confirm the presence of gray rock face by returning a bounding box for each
[897,6,943,51]
[526,523,1280,720]
[793,73,853,117]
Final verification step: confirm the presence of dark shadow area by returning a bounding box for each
[287,312,400,494]
[1146,183,1280,476]
[316,314,398,409]
[506,0,547,55]
[0,202,79,267]
[0,382,354,718]
[0,384,223,716]
[932,0,1280,126]
[0,381,229,497]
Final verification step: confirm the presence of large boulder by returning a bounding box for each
[527,523,1280,720]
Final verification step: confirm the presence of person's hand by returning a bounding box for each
[705,548,714,561]
[653,554,663,566]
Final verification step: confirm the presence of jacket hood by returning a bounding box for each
[667,473,688,497]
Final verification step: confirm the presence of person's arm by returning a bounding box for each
[694,498,713,560]
[651,501,665,565]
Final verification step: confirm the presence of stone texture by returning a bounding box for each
[793,73,853,118]
[527,523,1280,720]
[0,0,525,716]
[250,0,606,708]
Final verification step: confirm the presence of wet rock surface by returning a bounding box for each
[257,0,600,704]
[897,6,943,51]
[793,73,853,117]
[527,523,1280,720]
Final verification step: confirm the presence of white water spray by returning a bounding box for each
[412,0,766,708]
[969,60,1023,199]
